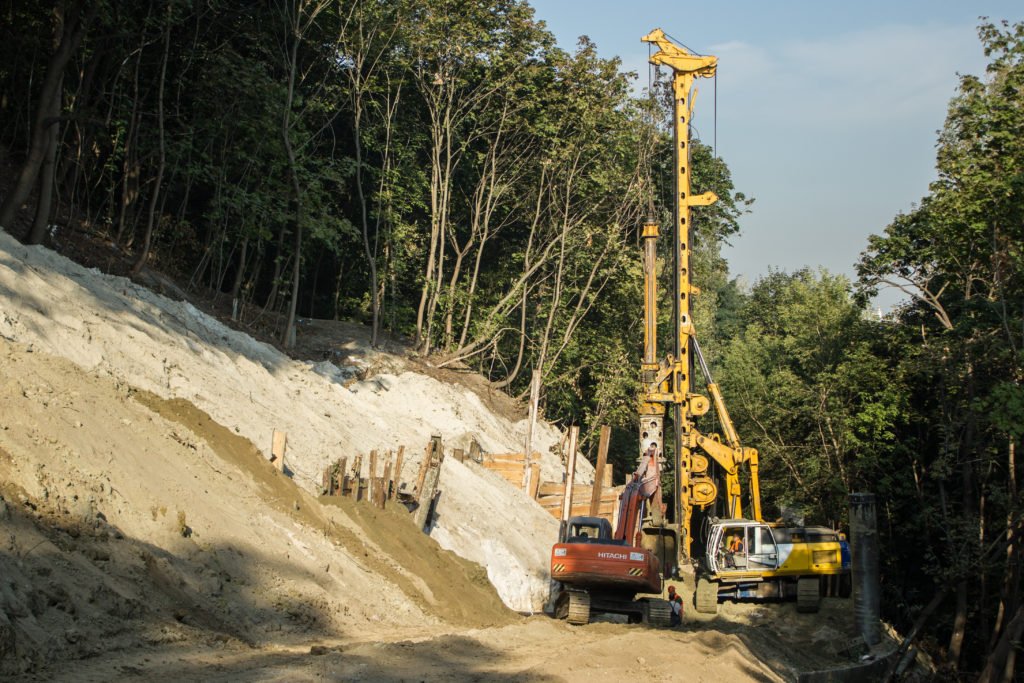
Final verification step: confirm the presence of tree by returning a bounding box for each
[858,20,1024,675]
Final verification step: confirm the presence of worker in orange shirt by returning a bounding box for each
[667,584,683,626]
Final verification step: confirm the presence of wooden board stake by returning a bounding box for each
[393,446,405,495]
[414,436,445,530]
[559,426,580,541]
[529,463,541,500]
[522,369,541,491]
[383,461,393,501]
[368,450,378,503]
[589,425,611,516]
[271,430,287,472]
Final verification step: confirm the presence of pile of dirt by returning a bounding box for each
[0,339,516,677]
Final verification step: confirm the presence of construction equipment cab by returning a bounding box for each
[550,448,672,627]
[695,519,850,614]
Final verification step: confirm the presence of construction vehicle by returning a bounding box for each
[636,29,850,613]
[695,519,850,613]
[549,28,850,622]
[550,445,673,626]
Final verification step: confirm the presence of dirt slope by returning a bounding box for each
[0,339,514,675]
[0,234,874,681]
[0,232,580,612]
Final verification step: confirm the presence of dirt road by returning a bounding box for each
[13,615,806,682]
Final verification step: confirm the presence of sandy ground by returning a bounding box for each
[0,233,874,681]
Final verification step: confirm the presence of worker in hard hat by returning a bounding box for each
[667,585,683,626]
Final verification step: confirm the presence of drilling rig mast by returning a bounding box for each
[640,29,762,566]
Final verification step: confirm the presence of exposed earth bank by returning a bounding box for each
[0,234,872,681]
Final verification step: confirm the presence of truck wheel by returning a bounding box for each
[797,577,821,613]
[695,578,719,614]
[567,591,591,625]
[645,599,672,627]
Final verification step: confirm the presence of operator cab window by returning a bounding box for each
[570,521,607,543]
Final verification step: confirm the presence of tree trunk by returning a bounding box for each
[352,97,380,346]
[131,9,171,276]
[115,46,143,245]
[0,3,88,233]
[230,238,248,322]
[280,14,303,350]
[979,605,1024,683]
[28,73,63,245]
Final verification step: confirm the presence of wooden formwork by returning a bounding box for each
[480,450,622,525]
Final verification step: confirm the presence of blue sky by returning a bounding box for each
[527,1,1023,309]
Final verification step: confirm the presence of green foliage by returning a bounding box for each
[717,269,906,523]
[853,20,1024,672]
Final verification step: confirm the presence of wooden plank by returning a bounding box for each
[529,463,541,499]
[589,425,610,516]
[414,436,445,530]
[486,453,526,462]
[352,455,362,480]
[542,503,617,519]
[271,430,287,472]
[453,448,465,463]
[559,426,579,539]
[370,450,379,502]
[538,483,616,498]
[522,368,541,491]
[322,468,330,494]
[481,462,527,472]
[538,492,621,506]
[603,464,613,488]
[414,442,431,499]
[393,446,405,495]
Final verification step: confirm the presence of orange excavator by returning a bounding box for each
[550,445,673,626]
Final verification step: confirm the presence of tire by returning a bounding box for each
[695,578,719,614]
[645,599,672,628]
[567,591,590,625]
[797,577,821,613]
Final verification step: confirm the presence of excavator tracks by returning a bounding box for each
[796,577,821,613]
[567,590,591,625]
[644,599,673,627]
[695,578,719,614]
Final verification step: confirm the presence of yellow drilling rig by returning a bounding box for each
[636,29,848,613]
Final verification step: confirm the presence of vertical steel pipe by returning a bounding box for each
[849,492,881,646]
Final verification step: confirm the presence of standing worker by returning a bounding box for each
[667,585,684,626]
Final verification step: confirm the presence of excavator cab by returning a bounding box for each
[566,516,616,544]
[705,520,780,575]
